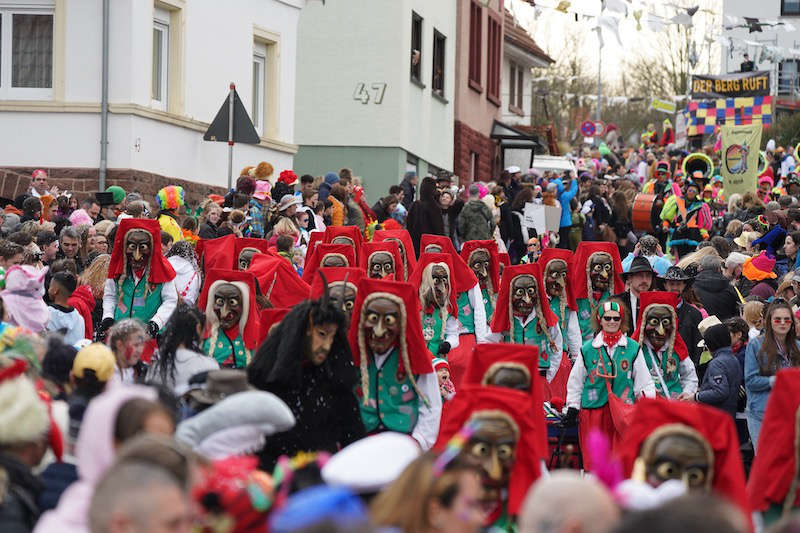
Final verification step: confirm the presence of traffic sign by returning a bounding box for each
[580,121,596,137]
[594,120,606,136]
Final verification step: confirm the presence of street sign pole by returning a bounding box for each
[227,82,235,190]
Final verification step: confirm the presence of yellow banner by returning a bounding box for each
[650,98,677,114]
[720,124,762,197]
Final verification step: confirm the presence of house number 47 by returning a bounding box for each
[353,82,387,104]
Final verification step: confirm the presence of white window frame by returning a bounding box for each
[0,5,54,100]
[252,42,266,136]
[151,8,169,110]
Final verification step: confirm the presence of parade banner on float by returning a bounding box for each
[690,71,770,99]
[720,124,762,198]
[684,96,772,136]
[650,98,677,114]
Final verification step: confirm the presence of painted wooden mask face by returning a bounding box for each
[469,249,491,287]
[125,229,151,272]
[363,296,401,354]
[329,282,356,324]
[639,426,713,492]
[590,253,614,292]
[644,306,674,351]
[213,283,243,330]
[545,259,568,298]
[237,248,259,271]
[368,252,395,279]
[511,275,537,317]
[467,413,519,518]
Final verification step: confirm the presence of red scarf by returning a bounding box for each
[602,330,623,348]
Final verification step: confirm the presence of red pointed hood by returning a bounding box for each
[490,263,557,333]
[247,253,310,308]
[323,226,364,263]
[408,252,458,315]
[538,248,575,311]
[107,218,175,283]
[306,231,325,257]
[198,269,260,350]
[419,235,478,293]
[631,291,689,360]
[434,385,543,518]
[618,398,749,517]
[748,368,800,512]
[234,238,274,268]
[308,267,364,299]
[372,229,417,279]
[569,241,624,307]
[302,243,357,283]
[258,307,290,344]
[197,234,236,272]
[348,278,433,375]
[460,240,500,295]
[359,241,404,281]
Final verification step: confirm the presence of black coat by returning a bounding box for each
[677,301,704,368]
[693,270,740,320]
[613,290,638,334]
[400,177,416,211]
[0,452,42,533]
[198,222,220,240]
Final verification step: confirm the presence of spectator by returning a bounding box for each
[372,194,399,223]
[328,184,348,227]
[457,184,495,242]
[695,323,742,419]
[107,320,147,385]
[407,177,444,256]
[37,231,59,266]
[338,176,365,232]
[509,187,534,264]
[693,254,739,320]
[160,231,173,256]
[47,271,85,345]
[659,266,704,367]
[298,173,315,196]
[20,197,42,224]
[82,198,103,224]
[57,227,84,274]
[318,172,340,204]
[29,169,50,198]
[248,180,271,238]
[400,170,417,211]
[553,173,579,249]
[198,201,222,240]
[622,235,671,276]
[388,185,408,224]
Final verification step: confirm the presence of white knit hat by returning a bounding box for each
[0,360,49,445]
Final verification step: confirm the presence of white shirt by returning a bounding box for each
[565,309,583,360]
[103,275,178,328]
[486,310,564,383]
[566,333,656,409]
[460,283,489,342]
[373,350,441,450]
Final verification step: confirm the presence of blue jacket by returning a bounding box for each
[553,178,578,228]
[697,347,742,418]
[744,335,800,420]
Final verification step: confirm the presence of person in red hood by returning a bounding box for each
[67,283,95,341]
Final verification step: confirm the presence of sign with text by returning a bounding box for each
[650,98,677,114]
[720,124,762,198]
[690,71,770,99]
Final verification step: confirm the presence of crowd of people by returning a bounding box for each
[1,146,800,532]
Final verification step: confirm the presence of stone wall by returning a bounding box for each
[0,167,227,207]
[453,120,497,184]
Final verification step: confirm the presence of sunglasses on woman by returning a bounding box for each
[601,315,622,322]
[772,317,793,324]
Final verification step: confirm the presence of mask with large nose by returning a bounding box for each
[644,306,674,351]
[237,248,259,271]
[424,264,450,309]
[637,427,713,492]
[213,283,243,330]
[511,275,537,317]
[125,229,151,272]
[363,296,401,355]
[466,413,519,518]
[545,260,568,298]
[368,252,395,279]
[329,282,356,325]
[469,249,491,288]
[589,253,614,293]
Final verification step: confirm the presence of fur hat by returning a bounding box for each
[0,360,49,446]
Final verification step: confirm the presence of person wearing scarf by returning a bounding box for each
[564,300,655,470]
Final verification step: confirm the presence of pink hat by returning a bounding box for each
[759,175,774,187]
[253,180,271,201]
[742,251,777,281]
[0,265,49,332]
[68,209,93,227]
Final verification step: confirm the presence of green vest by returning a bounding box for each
[359,348,420,434]
[114,276,163,323]
[550,296,569,352]
[422,310,446,355]
[202,331,249,369]
[481,287,495,325]
[580,337,639,409]
[503,315,552,369]
[641,343,683,398]
[456,291,475,334]
[576,291,611,342]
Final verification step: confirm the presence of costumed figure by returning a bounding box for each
[461,239,501,328]
[349,278,441,449]
[618,398,749,519]
[660,180,711,259]
[372,229,417,281]
[235,238,272,271]
[360,241,403,280]
[100,218,177,339]
[631,291,698,400]
[259,307,290,344]
[642,160,672,197]
[308,267,363,326]
[248,277,366,469]
[660,118,675,147]
[323,226,364,264]
[488,263,563,384]
[301,243,357,283]
[196,234,236,272]
[433,357,456,402]
[199,269,260,368]
[434,384,543,530]
[155,185,185,243]
[640,123,658,148]
[420,235,487,380]
[408,252,460,358]
[564,300,655,470]
[540,248,582,363]
[747,368,800,526]
[570,242,624,342]
[247,252,311,309]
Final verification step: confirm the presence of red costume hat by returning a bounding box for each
[247,253,310,308]
[372,229,417,278]
[301,243,358,283]
[308,267,363,299]
[569,241,624,308]
[259,307,290,344]
[462,343,547,460]
[631,291,689,360]
[408,252,458,315]
[460,240,500,294]
[419,234,478,293]
[434,384,543,518]
[306,231,324,257]
[538,248,575,310]
[234,238,273,261]
[748,368,800,513]
[198,269,260,350]
[196,234,235,272]
[348,278,434,403]
[618,398,749,516]
[323,226,364,263]
[359,241,404,280]
[490,263,557,334]
[107,218,176,283]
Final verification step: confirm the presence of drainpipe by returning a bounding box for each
[99,0,109,190]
